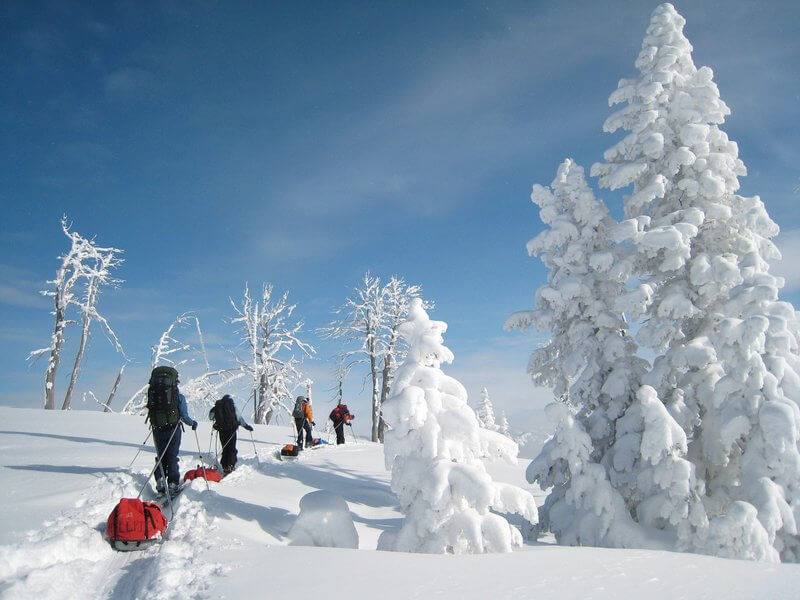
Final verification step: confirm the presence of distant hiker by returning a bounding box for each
[146,366,197,495]
[329,403,354,445]
[209,394,253,474]
[292,395,314,450]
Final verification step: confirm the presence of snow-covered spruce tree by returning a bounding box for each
[498,412,510,437]
[231,283,315,424]
[591,3,799,561]
[29,216,125,410]
[475,387,497,430]
[380,298,537,554]
[509,159,705,549]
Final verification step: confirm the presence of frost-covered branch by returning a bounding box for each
[231,283,315,424]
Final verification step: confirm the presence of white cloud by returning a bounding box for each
[0,265,49,309]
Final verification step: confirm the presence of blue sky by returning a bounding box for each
[1,1,798,430]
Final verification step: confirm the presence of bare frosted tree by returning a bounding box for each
[230,283,315,424]
[122,312,220,415]
[320,272,384,441]
[29,216,125,410]
[322,272,429,442]
[62,240,124,410]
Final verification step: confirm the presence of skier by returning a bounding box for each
[146,366,197,495]
[292,395,314,450]
[209,394,254,474]
[329,402,354,445]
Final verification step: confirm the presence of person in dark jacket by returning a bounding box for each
[209,394,253,474]
[329,403,354,445]
[147,367,197,496]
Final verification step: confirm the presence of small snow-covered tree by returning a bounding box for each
[498,412,510,437]
[380,298,537,554]
[231,283,315,424]
[590,2,799,562]
[29,216,125,410]
[475,387,497,430]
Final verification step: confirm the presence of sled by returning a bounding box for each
[279,444,300,461]
[307,438,329,449]
[107,497,167,552]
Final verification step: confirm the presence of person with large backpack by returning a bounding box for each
[146,366,197,495]
[329,402,354,445]
[292,395,314,450]
[208,394,253,474]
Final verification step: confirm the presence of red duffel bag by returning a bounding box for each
[107,497,167,551]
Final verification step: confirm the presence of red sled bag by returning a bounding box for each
[107,497,167,551]
[183,466,223,482]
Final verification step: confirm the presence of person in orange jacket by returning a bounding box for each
[292,395,314,450]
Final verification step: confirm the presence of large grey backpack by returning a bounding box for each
[292,396,306,419]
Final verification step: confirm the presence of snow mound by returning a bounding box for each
[288,490,359,549]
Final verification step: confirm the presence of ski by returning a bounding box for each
[152,482,187,505]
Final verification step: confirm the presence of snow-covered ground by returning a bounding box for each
[1,406,798,599]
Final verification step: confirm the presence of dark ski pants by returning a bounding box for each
[295,418,312,448]
[333,419,346,444]
[153,424,182,485]
[220,428,238,471]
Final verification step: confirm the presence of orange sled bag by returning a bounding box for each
[107,497,168,551]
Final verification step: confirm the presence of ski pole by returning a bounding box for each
[127,429,152,470]
[249,429,260,464]
[348,423,358,444]
[137,423,180,499]
[193,428,210,492]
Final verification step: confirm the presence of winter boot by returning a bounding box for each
[156,478,166,494]
[168,481,180,496]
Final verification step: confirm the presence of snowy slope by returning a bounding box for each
[1,406,799,599]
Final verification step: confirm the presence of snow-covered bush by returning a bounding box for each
[380,299,537,554]
[288,490,359,549]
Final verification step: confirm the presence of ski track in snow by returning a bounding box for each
[0,466,224,600]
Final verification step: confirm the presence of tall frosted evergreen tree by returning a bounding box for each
[510,159,703,549]
[590,3,799,561]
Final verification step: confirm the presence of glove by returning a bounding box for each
[191,421,198,431]
[245,424,254,432]
[311,421,316,426]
